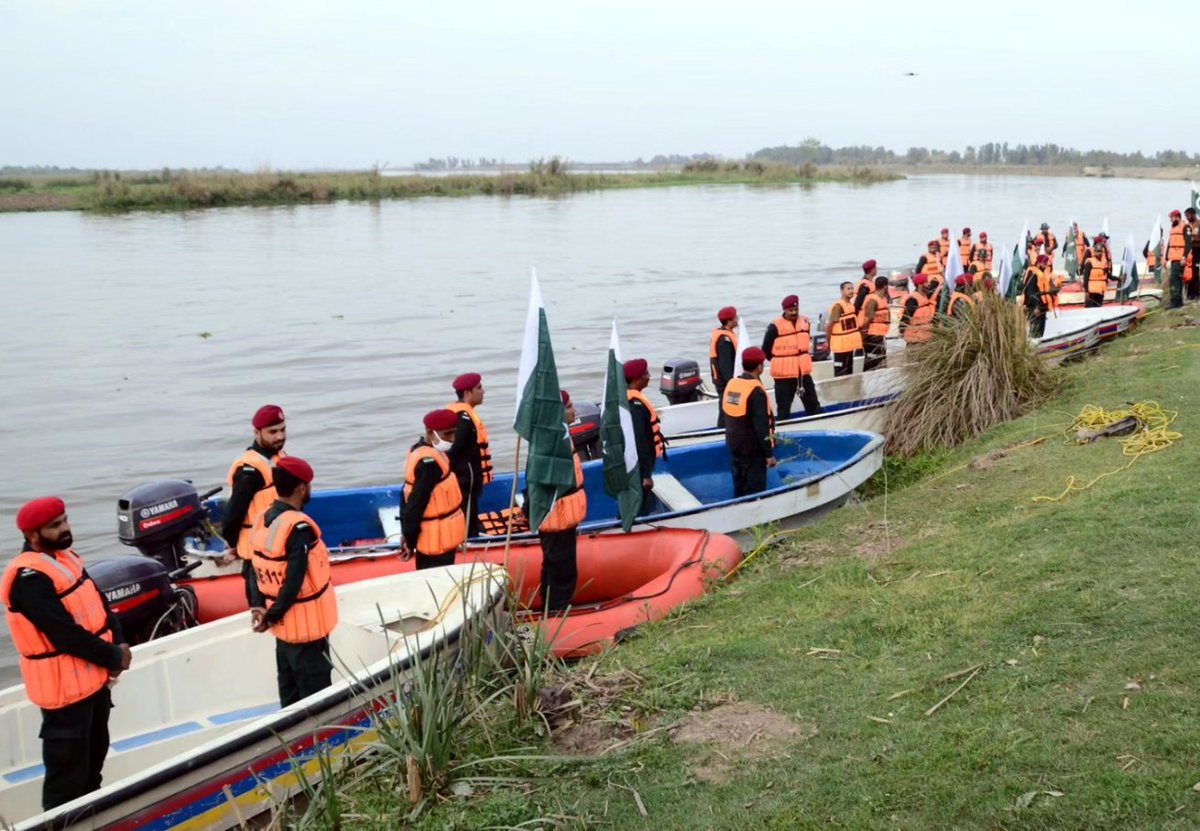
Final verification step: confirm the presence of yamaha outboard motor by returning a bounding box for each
[660,359,703,405]
[88,557,199,645]
[811,331,831,363]
[117,480,213,571]
[570,400,603,460]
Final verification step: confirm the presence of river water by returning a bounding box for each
[0,174,1185,684]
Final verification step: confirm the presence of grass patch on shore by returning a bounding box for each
[328,311,1197,830]
[0,163,900,213]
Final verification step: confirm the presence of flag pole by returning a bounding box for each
[502,436,523,563]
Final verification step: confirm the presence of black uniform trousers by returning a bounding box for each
[863,335,887,371]
[276,637,332,708]
[538,529,578,614]
[456,476,485,538]
[40,686,112,811]
[415,550,456,571]
[714,381,728,427]
[774,376,823,421]
[1168,261,1184,308]
[1085,292,1104,308]
[1189,255,1200,301]
[1027,307,1047,339]
[730,455,768,497]
[833,351,855,377]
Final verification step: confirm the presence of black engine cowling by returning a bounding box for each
[117,480,210,571]
[88,556,197,645]
[660,359,703,405]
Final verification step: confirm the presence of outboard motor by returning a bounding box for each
[88,557,200,645]
[811,331,831,363]
[660,359,703,405]
[117,480,216,571]
[570,400,603,460]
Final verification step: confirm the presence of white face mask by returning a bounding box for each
[433,438,453,452]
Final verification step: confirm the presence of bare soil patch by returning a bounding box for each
[671,702,817,783]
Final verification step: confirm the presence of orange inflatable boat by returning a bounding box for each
[183,528,742,658]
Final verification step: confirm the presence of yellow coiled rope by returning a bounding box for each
[1032,401,1181,503]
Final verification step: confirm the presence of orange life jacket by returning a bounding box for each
[921,253,944,278]
[1167,222,1187,262]
[249,511,338,644]
[974,242,994,264]
[863,295,892,337]
[946,292,975,317]
[709,327,738,385]
[1146,246,1158,270]
[626,389,666,458]
[767,316,814,379]
[958,237,973,264]
[903,292,935,344]
[1086,256,1110,295]
[720,376,775,446]
[226,448,286,560]
[938,237,950,260]
[828,299,863,354]
[1025,267,1054,309]
[445,402,494,485]
[403,446,467,555]
[1043,232,1057,258]
[1,549,114,709]
[539,453,586,533]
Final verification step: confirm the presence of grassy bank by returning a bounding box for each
[307,311,1198,830]
[0,162,899,213]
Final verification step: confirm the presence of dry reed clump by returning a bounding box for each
[884,293,1059,457]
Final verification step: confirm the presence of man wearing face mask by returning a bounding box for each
[222,404,288,601]
[2,497,131,810]
[401,409,468,569]
[246,457,338,707]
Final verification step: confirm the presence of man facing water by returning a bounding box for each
[721,347,776,497]
[446,372,492,537]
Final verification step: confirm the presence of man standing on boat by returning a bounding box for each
[957,228,974,267]
[710,306,739,427]
[826,282,862,377]
[861,276,892,369]
[1039,223,1058,267]
[937,228,951,267]
[1082,245,1111,308]
[1165,210,1189,309]
[721,346,776,497]
[1,498,131,810]
[762,294,822,420]
[624,358,665,515]
[900,274,936,345]
[446,372,492,537]
[1023,255,1054,338]
[852,260,878,316]
[914,240,944,292]
[222,404,287,597]
[536,390,587,613]
[400,409,468,568]
[247,457,338,708]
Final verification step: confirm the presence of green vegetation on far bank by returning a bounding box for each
[299,311,1199,830]
[0,161,899,214]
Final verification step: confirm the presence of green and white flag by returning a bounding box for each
[1006,240,1026,301]
[513,268,577,532]
[996,243,1013,298]
[1119,234,1138,299]
[939,234,963,314]
[1149,216,1164,282]
[601,321,641,532]
[1062,220,1079,277]
[1191,182,1198,211]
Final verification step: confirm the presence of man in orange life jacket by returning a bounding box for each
[246,457,338,708]
[1038,223,1058,266]
[914,240,944,293]
[222,404,287,599]
[537,390,587,613]
[826,281,863,377]
[401,409,468,569]
[974,231,994,269]
[1023,254,1054,338]
[860,275,892,370]
[852,259,879,315]
[1082,245,1111,308]
[899,273,936,344]
[957,228,974,266]
[1,498,131,811]
[721,346,776,497]
[1186,207,1200,302]
[937,227,951,266]
[1165,210,1190,309]
[624,358,664,514]
[761,294,822,419]
[710,306,738,428]
[446,372,492,537]
[947,274,975,320]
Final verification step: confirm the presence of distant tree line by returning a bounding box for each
[413,156,502,171]
[750,138,1199,167]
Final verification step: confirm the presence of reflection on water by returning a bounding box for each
[0,175,1184,682]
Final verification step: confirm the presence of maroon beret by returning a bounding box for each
[962,227,971,234]
[560,390,571,405]
[964,273,975,284]
[252,404,285,429]
[452,372,482,393]
[424,409,459,432]
[912,273,929,286]
[1170,210,1182,218]
[717,306,737,323]
[979,231,988,240]
[954,275,968,288]
[275,456,314,484]
[928,240,940,248]
[16,497,66,533]
[861,259,877,273]
[742,346,766,368]
[623,358,648,381]
[1036,254,1051,265]
[781,294,799,309]
[940,227,949,234]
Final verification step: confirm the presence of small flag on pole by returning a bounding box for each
[601,321,642,532]
[939,234,963,314]
[1120,234,1138,299]
[1191,182,1199,211]
[1148,216,1164,282]
[1062,219,1079,277]
[997,243,1013,298]
[513,268,577,531]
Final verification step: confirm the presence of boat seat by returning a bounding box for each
[650,474,703,512]
[377,507,402,542]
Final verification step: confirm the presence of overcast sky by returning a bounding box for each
[2,0,1190,170]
